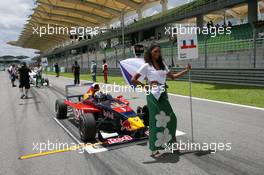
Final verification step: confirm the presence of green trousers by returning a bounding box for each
[147,91,177,151]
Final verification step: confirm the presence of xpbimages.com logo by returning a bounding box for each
[101,82,166,95]
[164,140,232,154]
[165,24,232,38]
[32,140,87,153]
[32,24,101,37]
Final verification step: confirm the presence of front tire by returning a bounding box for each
[142,105,149,126]
[55,99,67,119]
[79,113,96,142]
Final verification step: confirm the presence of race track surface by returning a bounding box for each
[1,71,264,175]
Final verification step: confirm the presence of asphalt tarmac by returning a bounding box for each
[1,71,264,175]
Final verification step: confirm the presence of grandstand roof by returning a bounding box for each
[8,0,264,55]
[8,0,158,52]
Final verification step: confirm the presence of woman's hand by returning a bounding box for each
[186,64,192,71]
[131,73,145,88]
[168,64,192,79]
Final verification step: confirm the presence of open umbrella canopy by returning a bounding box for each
[119,58,146,89]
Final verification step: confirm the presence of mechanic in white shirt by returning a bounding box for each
[8,64,17,87]
[36,63,43,87]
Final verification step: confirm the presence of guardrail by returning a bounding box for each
[51,67,264,87]
[98,68,264,87]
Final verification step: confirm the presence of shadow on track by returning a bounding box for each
[142,150,212,164]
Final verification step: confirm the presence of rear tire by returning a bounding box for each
[55,99,67,119]
[142,105,149,126]
[79,113,96,142]
[45,79,49,86]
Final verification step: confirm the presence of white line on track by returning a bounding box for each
[53,117,186,154]
[85,146,108,154]
[168,93,264,111]
[176,130,186,136]
[53,117,109,154]
[85,130,186,154]
[53,117,82,144]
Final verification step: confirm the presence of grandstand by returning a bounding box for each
[7,0,264,72]
[0,56,26,65]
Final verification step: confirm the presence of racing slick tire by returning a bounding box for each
[55,99,67,119]
[141,105,149,126]
[45,78,49,86]
[40,78,49,86]
[79,114,96,142]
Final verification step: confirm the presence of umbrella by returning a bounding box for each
[119,58,146,89]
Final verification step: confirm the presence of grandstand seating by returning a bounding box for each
[98,21,264,59]
[156,23,258,54]
[200,23,255,53]
[45,0,264,71]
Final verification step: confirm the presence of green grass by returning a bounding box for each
[47,72,264,108]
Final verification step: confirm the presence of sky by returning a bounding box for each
[143,0,187,17]
[0,0,37,58]
[0,0,188,58]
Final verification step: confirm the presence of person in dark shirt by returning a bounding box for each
[54,63,59,77]
[72,61,80,85]
[18,62,31,99]
[207,22,211,29]
[228,21,232,27]
[210,20,214,27]
[91,60,97,82]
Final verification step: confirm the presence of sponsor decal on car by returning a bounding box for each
[120,119,131,130]
[107,135,133,144]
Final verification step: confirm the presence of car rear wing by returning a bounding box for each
[65,82,93,100]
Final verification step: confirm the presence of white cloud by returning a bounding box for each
[0,0,37,57]
[142,0,188,17]
[168,0,188,8]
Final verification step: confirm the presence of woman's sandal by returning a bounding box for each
[151,151,163,158]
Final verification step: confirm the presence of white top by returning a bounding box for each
[9,66,16,75]
[36,66,43,76]
[137,62,169,85]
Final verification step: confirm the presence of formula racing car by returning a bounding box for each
[29,70,49,87]
[55,83,149,143]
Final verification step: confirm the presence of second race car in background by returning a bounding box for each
[29,70,49,87]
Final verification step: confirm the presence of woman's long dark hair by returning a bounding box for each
[144,44,165,70]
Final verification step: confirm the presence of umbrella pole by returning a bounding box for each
[189,68,194,143]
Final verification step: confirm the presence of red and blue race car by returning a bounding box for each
[55,83,149,143]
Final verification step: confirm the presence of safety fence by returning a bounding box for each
[47,23,264,70]
[48,67,264,87]
[108,38,264,69]
[50,37,264,70]
[108,68,264,87]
